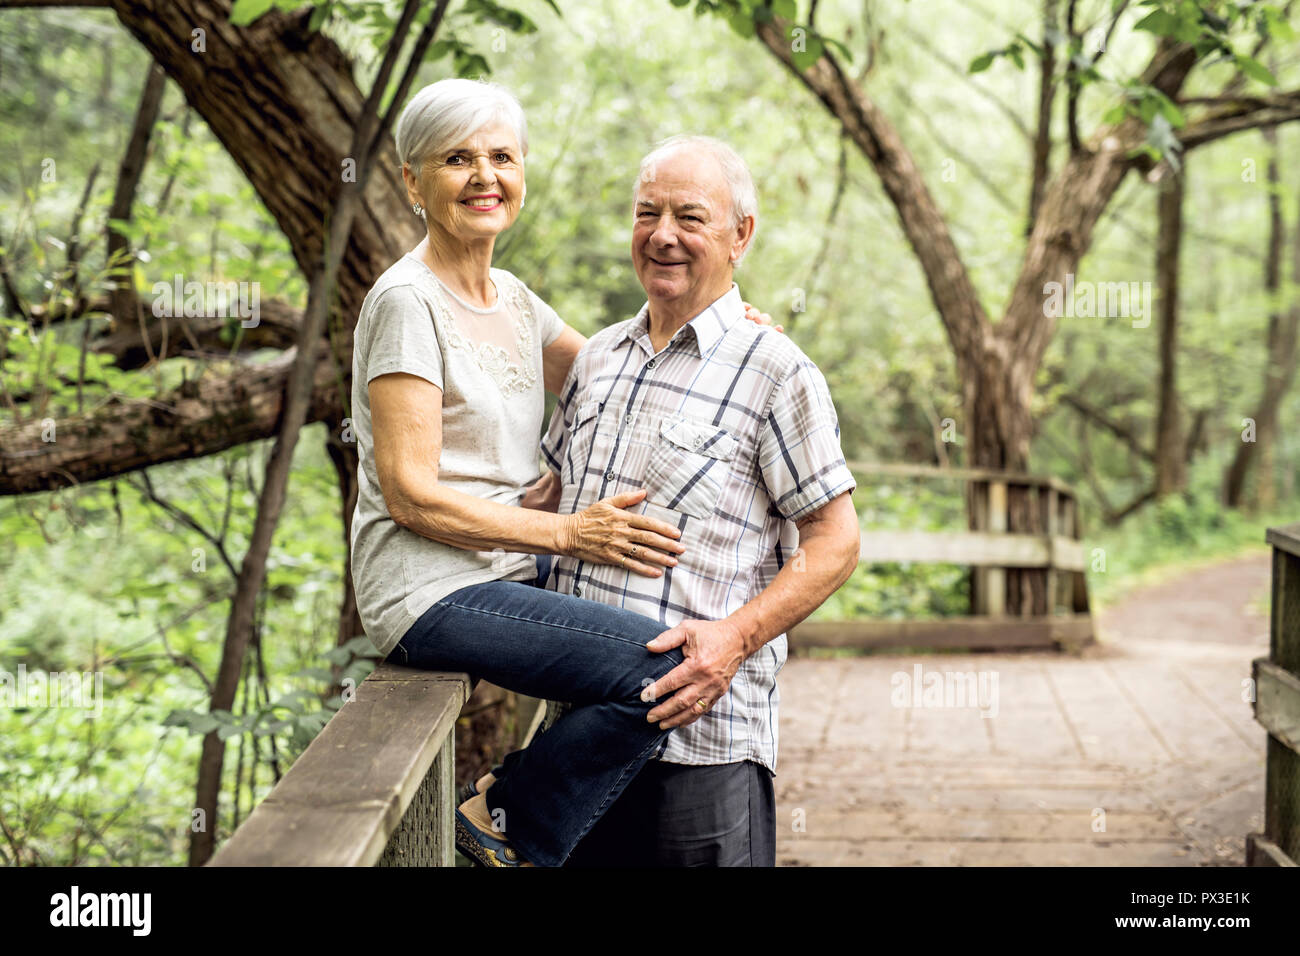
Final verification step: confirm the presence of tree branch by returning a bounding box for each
[1179,88,1300,152]
[1028,0,1058,233]
[0,347,340,495]
[1060,391,1154,462]
[106,61,167,356]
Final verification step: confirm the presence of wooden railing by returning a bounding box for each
[209,664,471,866]
[1247,522,1300,867]
[789,462,1093,653]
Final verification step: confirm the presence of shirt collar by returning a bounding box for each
[619,283,744,357]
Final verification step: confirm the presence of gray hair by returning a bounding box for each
[635,134,758,263]
[395,78,528,172]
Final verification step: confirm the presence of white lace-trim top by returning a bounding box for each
[421,260,540,396]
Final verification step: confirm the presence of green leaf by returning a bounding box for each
[1101,102,1128,125]
[1264,9,1296,42]
[1133,10,1178,37]
[969,51,995,73]
[771,0,797,19]
[791,31,824,72]
[464,0,539,34]
[1154,94,1185,128]
[1235,54,1278,87]
[229,0,274,27]
[188,713,220,735]
[727,9,755,37]
[822,35,854,63]
[308,1,332,32]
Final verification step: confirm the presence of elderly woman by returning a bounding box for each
[351,78,766,867]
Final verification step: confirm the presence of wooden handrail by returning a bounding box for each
[1266,522,1300,561]
[858,530,1086,571]
[788,461,1093,652]
[846,460,1076,495]
[209,664,471,867]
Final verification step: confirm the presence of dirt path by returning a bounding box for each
[775,552,1272,866]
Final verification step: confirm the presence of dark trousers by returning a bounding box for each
[563,758,777,867]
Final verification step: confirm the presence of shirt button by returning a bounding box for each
[646,359,657,369]
[694,437,703,446]
[625,414,634,425]
[605,470,616,481]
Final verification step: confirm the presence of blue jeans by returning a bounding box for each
[386,557,683,867]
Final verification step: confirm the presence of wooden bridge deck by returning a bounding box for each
[776,554,1271,866]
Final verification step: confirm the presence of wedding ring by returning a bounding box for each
[694,698,708,713]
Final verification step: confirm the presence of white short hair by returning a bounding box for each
[395,78,528,171]
[636,134,758,263]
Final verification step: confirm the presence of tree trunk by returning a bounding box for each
[1154,166,1186,497]
[106,61,166,326]
[1223,127,1300,507]
[324,413,364,649]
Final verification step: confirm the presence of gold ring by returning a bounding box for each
[694,698,707,713]
[620,554,627,568]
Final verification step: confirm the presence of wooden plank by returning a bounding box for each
[1266,523,1300,560]
[789,614,1093,652]
[1247,833,1299,866]
[971,480,990,615]
[846,460,1075,494]
[210,667,470,867]
[377,733,455,867]
[1253,658,1300,754]
[1273,548,1300,672]
[857,529,1085,571]
[986,482,1007,617]
[1046,488,1059,613]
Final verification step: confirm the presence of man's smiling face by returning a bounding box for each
[631,149,745,306]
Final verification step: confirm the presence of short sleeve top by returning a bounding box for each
[349,252,565,657]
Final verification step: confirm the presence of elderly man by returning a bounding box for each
[533,134,860,866]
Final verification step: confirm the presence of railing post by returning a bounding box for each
[378,731,456,867]
[1249,526,1300,865]
[1045,486,1059,613]
[977,481,1003,616]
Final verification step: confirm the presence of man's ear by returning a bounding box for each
[730,215,756,263]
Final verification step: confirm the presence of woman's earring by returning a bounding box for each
[412,202,423,217]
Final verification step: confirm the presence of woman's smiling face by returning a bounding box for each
[405,121,525,242]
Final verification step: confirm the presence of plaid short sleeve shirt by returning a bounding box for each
[539,283,856,772]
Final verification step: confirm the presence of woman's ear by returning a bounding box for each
[402,163,424,207]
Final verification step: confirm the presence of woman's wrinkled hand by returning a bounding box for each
[742,300,783,334]
[559,489,686,577]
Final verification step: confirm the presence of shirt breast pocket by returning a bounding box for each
[644,417,739,519]
[564,399,601,485]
